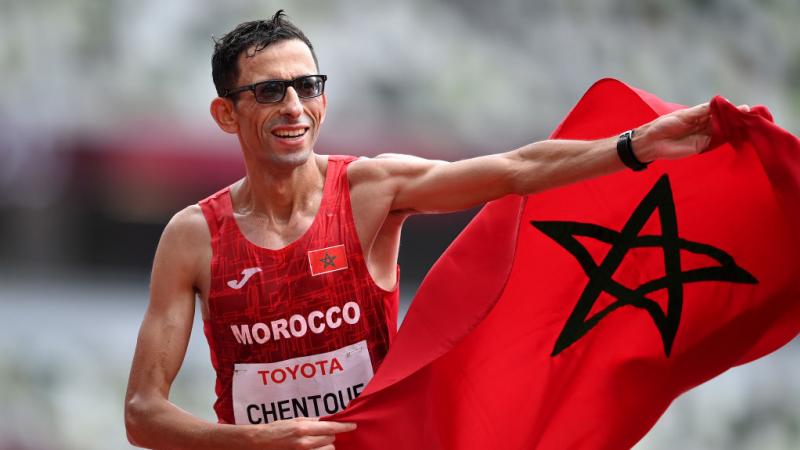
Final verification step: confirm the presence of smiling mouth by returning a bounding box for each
[272,128,309,138]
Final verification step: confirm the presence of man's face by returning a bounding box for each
[231,39,326,168]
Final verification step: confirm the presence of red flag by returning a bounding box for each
[328,79,800,449]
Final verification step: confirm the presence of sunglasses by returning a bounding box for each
[223,74,327,104]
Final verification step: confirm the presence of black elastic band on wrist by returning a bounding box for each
[616,129,648,172]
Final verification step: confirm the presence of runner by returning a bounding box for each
[124,10,747,449]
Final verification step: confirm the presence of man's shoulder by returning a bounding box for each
[160,205,211,250]
[170,204,206,225]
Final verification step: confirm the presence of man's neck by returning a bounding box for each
[233,154,325,224]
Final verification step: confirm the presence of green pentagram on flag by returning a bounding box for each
[532,175,758,358]
[320,252,337,269]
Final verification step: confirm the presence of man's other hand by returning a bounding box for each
[634,102,751,162]
[245,417,356,450]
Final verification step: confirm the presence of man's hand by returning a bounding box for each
[635,102,751,162]
[244,417,356,450]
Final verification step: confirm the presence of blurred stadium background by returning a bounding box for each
[1,0,798,449]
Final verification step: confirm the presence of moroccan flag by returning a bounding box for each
[327,79,800,449]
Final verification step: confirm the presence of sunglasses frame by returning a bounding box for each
[223,74,328,104]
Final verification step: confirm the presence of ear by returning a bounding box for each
[210,97,239,134]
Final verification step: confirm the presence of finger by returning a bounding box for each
[693,114,712,132]
[679,103,711,124]
[299,434,335,447]
[695,133,712,154]
[314,446,335,450]
[679,112,711,134]
[299,420,357,435]
[738,104,751,113]
[687,102,710,114]
[691,112,711,126]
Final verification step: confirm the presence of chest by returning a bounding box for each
[235,212,318,249]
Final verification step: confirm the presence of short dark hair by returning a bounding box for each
[211,10,319,97]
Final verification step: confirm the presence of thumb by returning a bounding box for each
[696,133,712,154]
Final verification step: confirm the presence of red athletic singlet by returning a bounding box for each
[198,155,399,425]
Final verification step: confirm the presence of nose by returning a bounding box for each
[279,87,303,118]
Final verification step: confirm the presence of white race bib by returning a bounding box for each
[232,340,373,424]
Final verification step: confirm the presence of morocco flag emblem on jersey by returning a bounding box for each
[327,79,800,450]
[308,245,348,276]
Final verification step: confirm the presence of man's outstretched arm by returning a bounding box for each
[350,102,737,215]
[124,206,355,450]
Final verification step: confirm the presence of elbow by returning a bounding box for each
[508,169,540,197]
[505,151,541,197]
[124,394,150,447]
[509,176,528,197]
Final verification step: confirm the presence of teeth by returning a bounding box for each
[274,129,307,138]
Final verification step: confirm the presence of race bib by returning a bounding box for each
[232,340,373,424]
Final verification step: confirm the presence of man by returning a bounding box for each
[125,10,747,450]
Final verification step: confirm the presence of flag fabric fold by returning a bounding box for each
[328,78,800,449]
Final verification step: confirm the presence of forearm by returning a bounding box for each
[508,137,617,195]
[126,394,254,450]
[509,126,653,196]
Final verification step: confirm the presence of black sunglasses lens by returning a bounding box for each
[295,76,324,98]
[254,81,285,103]
[249,76,325,103]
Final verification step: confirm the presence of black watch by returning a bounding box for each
[616,129,649,172]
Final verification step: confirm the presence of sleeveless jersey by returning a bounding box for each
[198,155,399,425]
